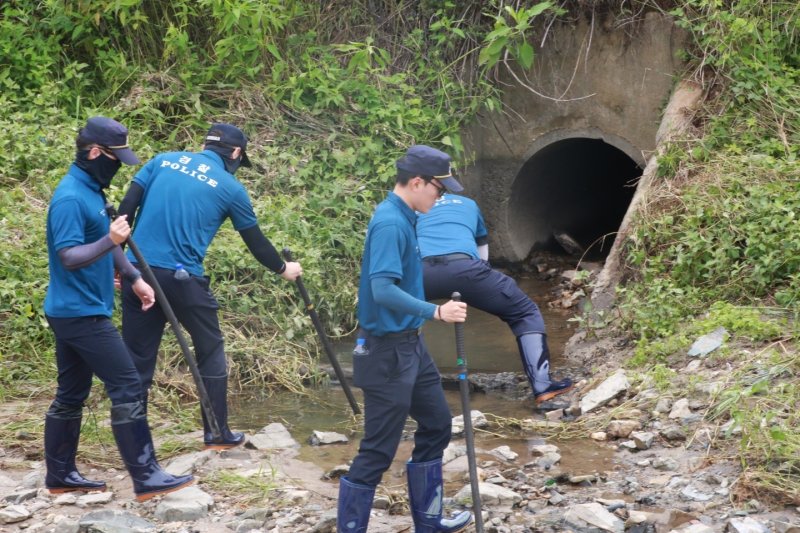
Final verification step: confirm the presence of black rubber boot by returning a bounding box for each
[517,333,573,405]
[44,401,106,494]
[201,376,245,450]
[407,458,472,532]
[111,401,193,501]
[337,476,375,533]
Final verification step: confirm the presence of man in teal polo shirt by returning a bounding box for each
[338,145,472,533]
[118,123,302,450]
[44,116,193,500]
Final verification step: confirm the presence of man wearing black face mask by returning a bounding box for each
[44,116,194,500]
[118,123,303,450]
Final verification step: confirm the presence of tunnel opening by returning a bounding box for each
[508,137,642,260]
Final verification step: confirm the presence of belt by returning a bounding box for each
[372,328,421,340]
[422,253,472,264]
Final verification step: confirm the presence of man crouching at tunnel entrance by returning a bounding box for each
[417,192,574,406]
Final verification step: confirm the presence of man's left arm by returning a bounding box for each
[239,225,300,280]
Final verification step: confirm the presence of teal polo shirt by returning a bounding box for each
[44,165,115,318]
[357,192,428,336]
[417,194,487,259]
[126,150,258,276]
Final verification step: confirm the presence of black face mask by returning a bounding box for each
[75,149,122,189]
[224,155,242,174]
[205,144,242,174]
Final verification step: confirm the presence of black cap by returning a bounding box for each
[396,145,463,193]
[205,123,251,167]
[79,116,140,165]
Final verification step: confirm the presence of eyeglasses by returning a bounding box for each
[425,177,446,198]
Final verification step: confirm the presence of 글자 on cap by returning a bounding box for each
[396,144,463,193]
[79,116,140,165]
[205,123,252,167]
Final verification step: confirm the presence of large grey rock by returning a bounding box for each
[530,444,560,456]
[726,516,770,533]
[537,452,561,470]
[309,430,348,445]
[163,450,214,476]
[672,523,715,533]
[4,488,39,504]
[451,410,488,436]
[563,502,624,532]
[245,422,300,450]
[153,486,213,522]
[581,371,631,414]
[54,493,78,505]
[669,398,693,419]
[454,482,521,506]
[607,419,641,439]
[653,457,680,471]
[76,491,114,508]
[234,519,265,532]
[443,443,467,464]
[688,327,727,357]
[661,425,687,441]
[631,431,655,450]
[681,485,713,502]
[0,504,30,524]
[489,445,518,462]
[77,509,156,533]
[22,470,44,489]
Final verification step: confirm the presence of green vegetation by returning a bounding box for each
[0,0,521,393]
[618,0,800,504]
[1,0,798,506]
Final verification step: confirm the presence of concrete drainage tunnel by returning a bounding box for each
[509,137,642,259]
[460,10,686,270]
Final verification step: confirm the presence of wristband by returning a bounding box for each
[277,262,287,275]
[436,305,442,320]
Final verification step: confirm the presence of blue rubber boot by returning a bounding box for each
[111,401,194,501]
[201,376,245,450]
[44,401,106,494]
[517,333,573,405]
[337,476,375,533]
[407,459,472,533]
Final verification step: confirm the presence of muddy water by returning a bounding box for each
[421,275,577,373]
[229,265,611,486]
[229,385,614,490]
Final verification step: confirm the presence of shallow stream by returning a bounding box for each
[228,264,614,491]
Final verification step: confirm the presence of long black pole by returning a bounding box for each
[452,291,484,532]
[282,248,361,415]
[105,203,222,442]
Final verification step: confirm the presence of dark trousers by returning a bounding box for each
[423,258,545,336]
[46,316,142,406]
[121,267,227,393]
[347,332,452,487]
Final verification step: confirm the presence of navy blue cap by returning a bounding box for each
[205,123,252,167]
[79,116,140,165]
[396,145,463,193]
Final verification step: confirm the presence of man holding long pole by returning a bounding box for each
[118,123,302,450]
[338,145,472,533]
